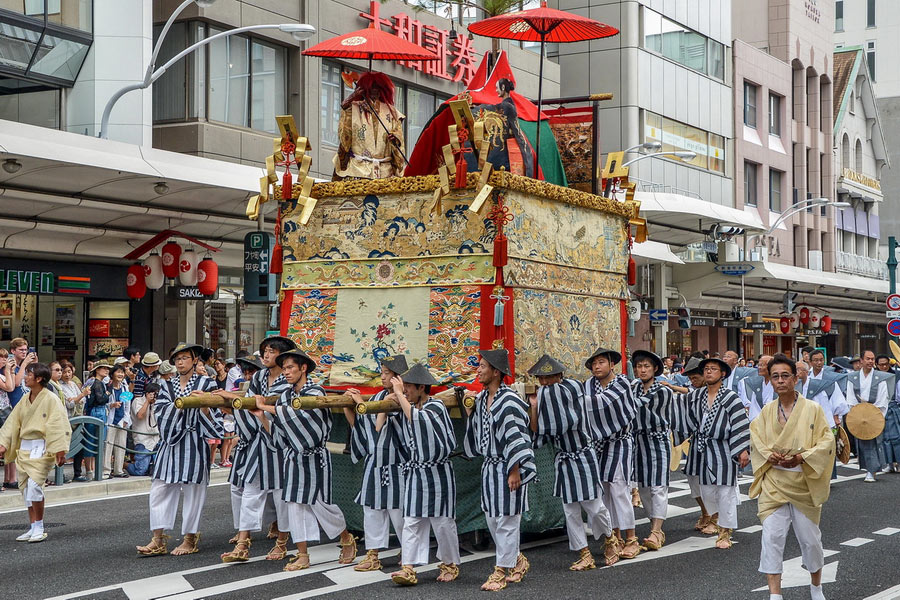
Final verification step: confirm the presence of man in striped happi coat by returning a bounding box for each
[260,349,357,571]
[137,343,223,557]
[387,362,461,587]
[629,350,674,551]
[527,354,611,572]
[464,349,536,591]
[675,357,750,549]
[342,354,408,572]
[582,346,644,565]
[215,336,295,563]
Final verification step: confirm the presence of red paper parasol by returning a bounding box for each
[467,1,618,172]
[302,24,439,70]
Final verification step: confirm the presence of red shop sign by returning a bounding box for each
[89,319,110,337]
[359,0,479,84]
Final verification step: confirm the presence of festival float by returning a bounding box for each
[244,3,645,534]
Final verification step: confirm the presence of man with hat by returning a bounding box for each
[132,351,162,400]
[845,349,891,482]
[464,349,536,590]
[582,345,643,564]
[138,343,223,557]
[740,355,775,422]
[387,362,461,586]
[257,349,357,571]
[674,356,750,549]
[749,354,834,600]
[629,350,675,551]
[342,354,408,572]
[214,335,296,563]
[527,354,611,572]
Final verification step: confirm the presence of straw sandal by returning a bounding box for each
[354,549,382,572]
[266,537,289,560]
[390,564,418,586]
[481,567,508,591]
[603,536,621,566]
[700,515,719,536]
[506,553,529,583]
[136,534,169,556]
[172,533,201,556]
[570,547,596,571]
[221,538,251,563]
[642,529,665,551]
[267,522,279,539]
[694,514,711,531]
[619,536,643,559]
[436,562,459,582]
[715,527,733,549]
[284,551,310,571]
[337,534,358,564]
[631,488,643,507]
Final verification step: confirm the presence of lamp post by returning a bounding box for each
[99,0,315,139]
[743,198,850,259]
[622,150,696,168]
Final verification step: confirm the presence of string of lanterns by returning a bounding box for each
[126,239,218,299]
[779,305,832,335]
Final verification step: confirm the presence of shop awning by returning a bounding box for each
[632,240,684,264]
[635,191,766,247]
[0,119,266,267]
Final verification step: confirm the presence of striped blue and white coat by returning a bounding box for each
[271,381,333,504]
[533,378,602,504]
[390,396,457,518]
[349,389,406,510]
[153,374,223,485]
[229,368,291,490]
[464,384,537,517]
[629,379,675,487]
[583,375,643,483]
[674,385,750,487]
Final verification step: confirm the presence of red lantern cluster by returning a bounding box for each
[780,305,831,335]
[127,240,218,298]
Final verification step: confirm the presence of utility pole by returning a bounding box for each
[888,236,898,295]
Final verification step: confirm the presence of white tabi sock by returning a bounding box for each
[769,595,783,600]
[810,584,826,600]
[16,523,35,540]
[33,520,44,535]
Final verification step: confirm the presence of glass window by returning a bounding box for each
[320,61,343,146]
[743,82,757,128]
[768,94,781,136]
[708,39,724,80]
[407,87,436,150]
[250,40,286,133]
[0,22,42,70]
[208,29,249,128]
[644,110,722,173]
[0,88,59,128]
[47,0,93,33]
[0,0,44,17]
[28,32,90,80]
[867,41,876,81]
[643,8,710,76]
[769,169,782,212]
[835,0,844,31]
[708,133,725,174]
[856,138,863,172]
[744,162,758,206]
[152,22,187,122]
[867,0,875,27]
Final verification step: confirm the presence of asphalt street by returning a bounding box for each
[2,462,899,600]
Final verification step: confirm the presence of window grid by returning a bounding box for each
[744,162,758,206]
[768,94,781,137]
[743,82,757,128]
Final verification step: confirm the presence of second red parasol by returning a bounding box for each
[302,23,440,70]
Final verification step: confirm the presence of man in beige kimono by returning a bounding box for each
[750,354,835,600]
[0,363,71,542]
[333,72,405,180]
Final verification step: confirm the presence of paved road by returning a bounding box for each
[3,462,900,600]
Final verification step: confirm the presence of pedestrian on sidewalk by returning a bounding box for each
[126,382,159,477]
[103,365,131,479]
[750,354,835,600]
[0,362,72,542]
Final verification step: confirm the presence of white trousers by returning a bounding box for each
[149,479,208,535]
[230,480,269,532]
[563,497,613,551]
[600,463,636,530]
[638,485,668,520]
[312,501,347,539]
[401,515,461,566]
[759,503,825,575]
[699,483,740,529]
[102,426,127,476]
[363,506,403,550]
[23,478,44,506]
[284,502,320,543]
[687,475,702,499]
[485,514,521,568]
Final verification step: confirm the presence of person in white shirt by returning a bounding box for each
[808,350,847,418]
[740,356,774,422]
[226,351,250,391]
[126,382,160,477]
[845,350,891,482]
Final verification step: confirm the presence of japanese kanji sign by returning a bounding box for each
[360,0,478,85]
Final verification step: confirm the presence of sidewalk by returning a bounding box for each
[0,464,232,512]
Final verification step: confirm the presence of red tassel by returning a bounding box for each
[454,151,467,188]
[270,209,283,275]
[493,236,508,267]
[627,255,636,286]
[282,169,292,200]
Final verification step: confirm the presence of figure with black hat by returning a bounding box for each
[629,350,675,551]
[844,349,892,482]
[214,336,296,564]
[581,345,643,564]
[462,349,536,591]
[386,362,461,587]
[137,343,223,557]
[526,354,611,572]
[255,349,357,571]
[342,354,408,573]
[674,356,750,549]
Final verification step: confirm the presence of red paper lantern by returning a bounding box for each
[790,312,800,329]
[143,252,164,290]
[799,306,810,324]
[779,317,791,334]
[627,255,637,286]
[197,257,218,296]
[821,315,832,333]
[126,263,146,299]
[161,240,182,279]
[179,248,199,286]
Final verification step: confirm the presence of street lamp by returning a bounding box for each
[99,0,315,139]
[622,151,696,168]
[744,197,851,257]
[623,141,662,155]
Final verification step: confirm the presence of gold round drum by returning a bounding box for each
[845,403,886,441]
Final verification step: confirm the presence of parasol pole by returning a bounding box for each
[368,56,373,72]
[534,34,545,177]
[363,97,410,166]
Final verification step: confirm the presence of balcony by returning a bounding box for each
[835,251,888,280]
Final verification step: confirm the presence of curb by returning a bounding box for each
[0,467,232,512]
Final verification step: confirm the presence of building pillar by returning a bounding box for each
[792,65,809,268]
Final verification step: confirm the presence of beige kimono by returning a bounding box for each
[0,387,72,496]
[749,394,834,525]
[333,100,405,179]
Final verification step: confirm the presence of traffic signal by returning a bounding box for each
[677,307,691,329]
[782,291,798,314]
